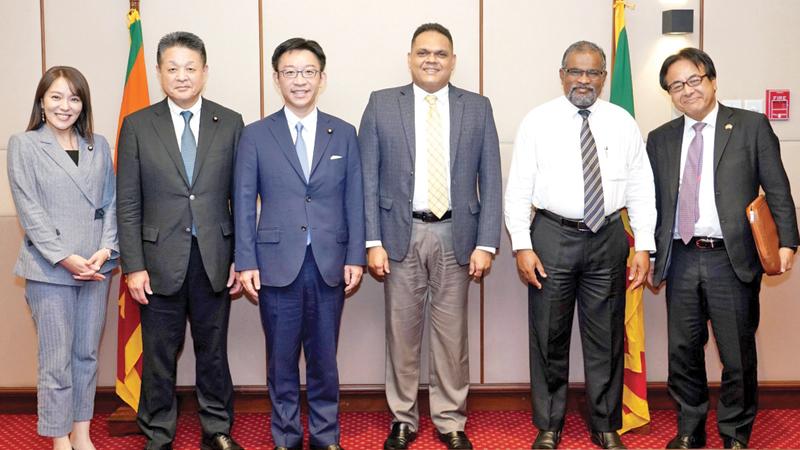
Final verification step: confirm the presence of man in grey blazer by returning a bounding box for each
[359,23,502,450]
[117,32,243,450]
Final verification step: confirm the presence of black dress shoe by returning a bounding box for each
[310,445,344,450]
[144,444,173,450]
[532,430,561,449]
[201,433,244,450]
[437,431,473,449]
[666,433,706,449]
[590,431,626,449]
[724,438,747,449]
[384,422,417,450]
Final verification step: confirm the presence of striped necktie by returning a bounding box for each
[578,109,604,233]
[425,94,449,219]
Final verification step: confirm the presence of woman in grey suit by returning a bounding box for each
[7,66,117,450]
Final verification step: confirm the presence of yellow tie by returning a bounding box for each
[425,94,449,219]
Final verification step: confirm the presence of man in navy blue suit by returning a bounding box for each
[234,38,366,450]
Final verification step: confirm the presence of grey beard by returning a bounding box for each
[568,86,597,108]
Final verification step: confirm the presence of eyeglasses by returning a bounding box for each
[278,68,320,79]
[667,74,708,93]
[562,68,606,80]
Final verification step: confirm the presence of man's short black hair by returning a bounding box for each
[157,31,207,65]
[659,47,717,91]
[271,38,326,71]
[411,23,453,48]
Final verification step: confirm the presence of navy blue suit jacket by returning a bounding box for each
[234,108,366,287]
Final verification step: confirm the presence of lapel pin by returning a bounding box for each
[725,123,733,130]
[213,116,219,122]
[327,128,333,134]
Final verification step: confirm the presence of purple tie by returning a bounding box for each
[678,122,707,244]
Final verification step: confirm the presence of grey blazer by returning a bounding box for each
[359,83,502,265]
[7,126,118,285]
[116,98,244,295]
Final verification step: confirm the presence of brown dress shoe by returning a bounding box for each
[666,433,706,449]
[201,433,243,450]
[274,446,302,450]
[532,430,561,449]
[437,431,473,449]
[384,422,417,450]
[590,431,626,449]
[310,445,344,450]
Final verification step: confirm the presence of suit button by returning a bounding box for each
[184,227,191,233]
[189,194,196,200]
[301,225,307,231]
[306,196,311,202]
[410,171,414,176]
[408,199,412,203]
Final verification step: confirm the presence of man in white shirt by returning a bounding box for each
[647,47,798,450]
[504,40,656,450]
[359,23,502,450]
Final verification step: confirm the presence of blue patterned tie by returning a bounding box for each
[295,122,310,181]
[578,109,605,233]
[180,111,197,184]
[295,122,311,244]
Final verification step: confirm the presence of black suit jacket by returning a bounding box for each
[117,98,244,295]
[647,103,799,284]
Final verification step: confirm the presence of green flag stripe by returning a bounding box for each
[610,27,635,118]
[124,19,144,84]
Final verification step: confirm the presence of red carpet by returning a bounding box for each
[3,410,800,449]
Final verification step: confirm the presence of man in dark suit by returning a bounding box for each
[117,32,243,450]
[359,23,501,450]
[234,38,365,450]
[647,47,799,449]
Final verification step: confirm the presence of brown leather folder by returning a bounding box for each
[746,194,782,275]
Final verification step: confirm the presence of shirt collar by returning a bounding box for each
[167,96,202,118]
[685,102,719,130]
[413,83,450,104]
[284,106,318,132]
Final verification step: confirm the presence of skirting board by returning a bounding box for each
[1,382,798,436]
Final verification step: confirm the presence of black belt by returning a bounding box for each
[412,210,452,222]
[677,236,725,249]
[537,209,620,232]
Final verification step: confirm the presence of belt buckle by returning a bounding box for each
[695,238,715,249]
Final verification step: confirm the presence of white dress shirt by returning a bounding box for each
[284,106,318,169]
[673,104,723,239]
[504,96,656,252]
[167,97,202,152]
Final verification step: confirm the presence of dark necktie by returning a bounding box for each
[578,109,604,233]
[678,122,707,244]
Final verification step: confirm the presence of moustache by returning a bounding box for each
[569,84,596,94]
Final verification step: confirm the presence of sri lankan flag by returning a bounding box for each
[611,0,650,434]
[115,8,150,411]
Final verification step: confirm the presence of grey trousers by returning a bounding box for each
[26,278,110,437]
[384,219,471,433]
